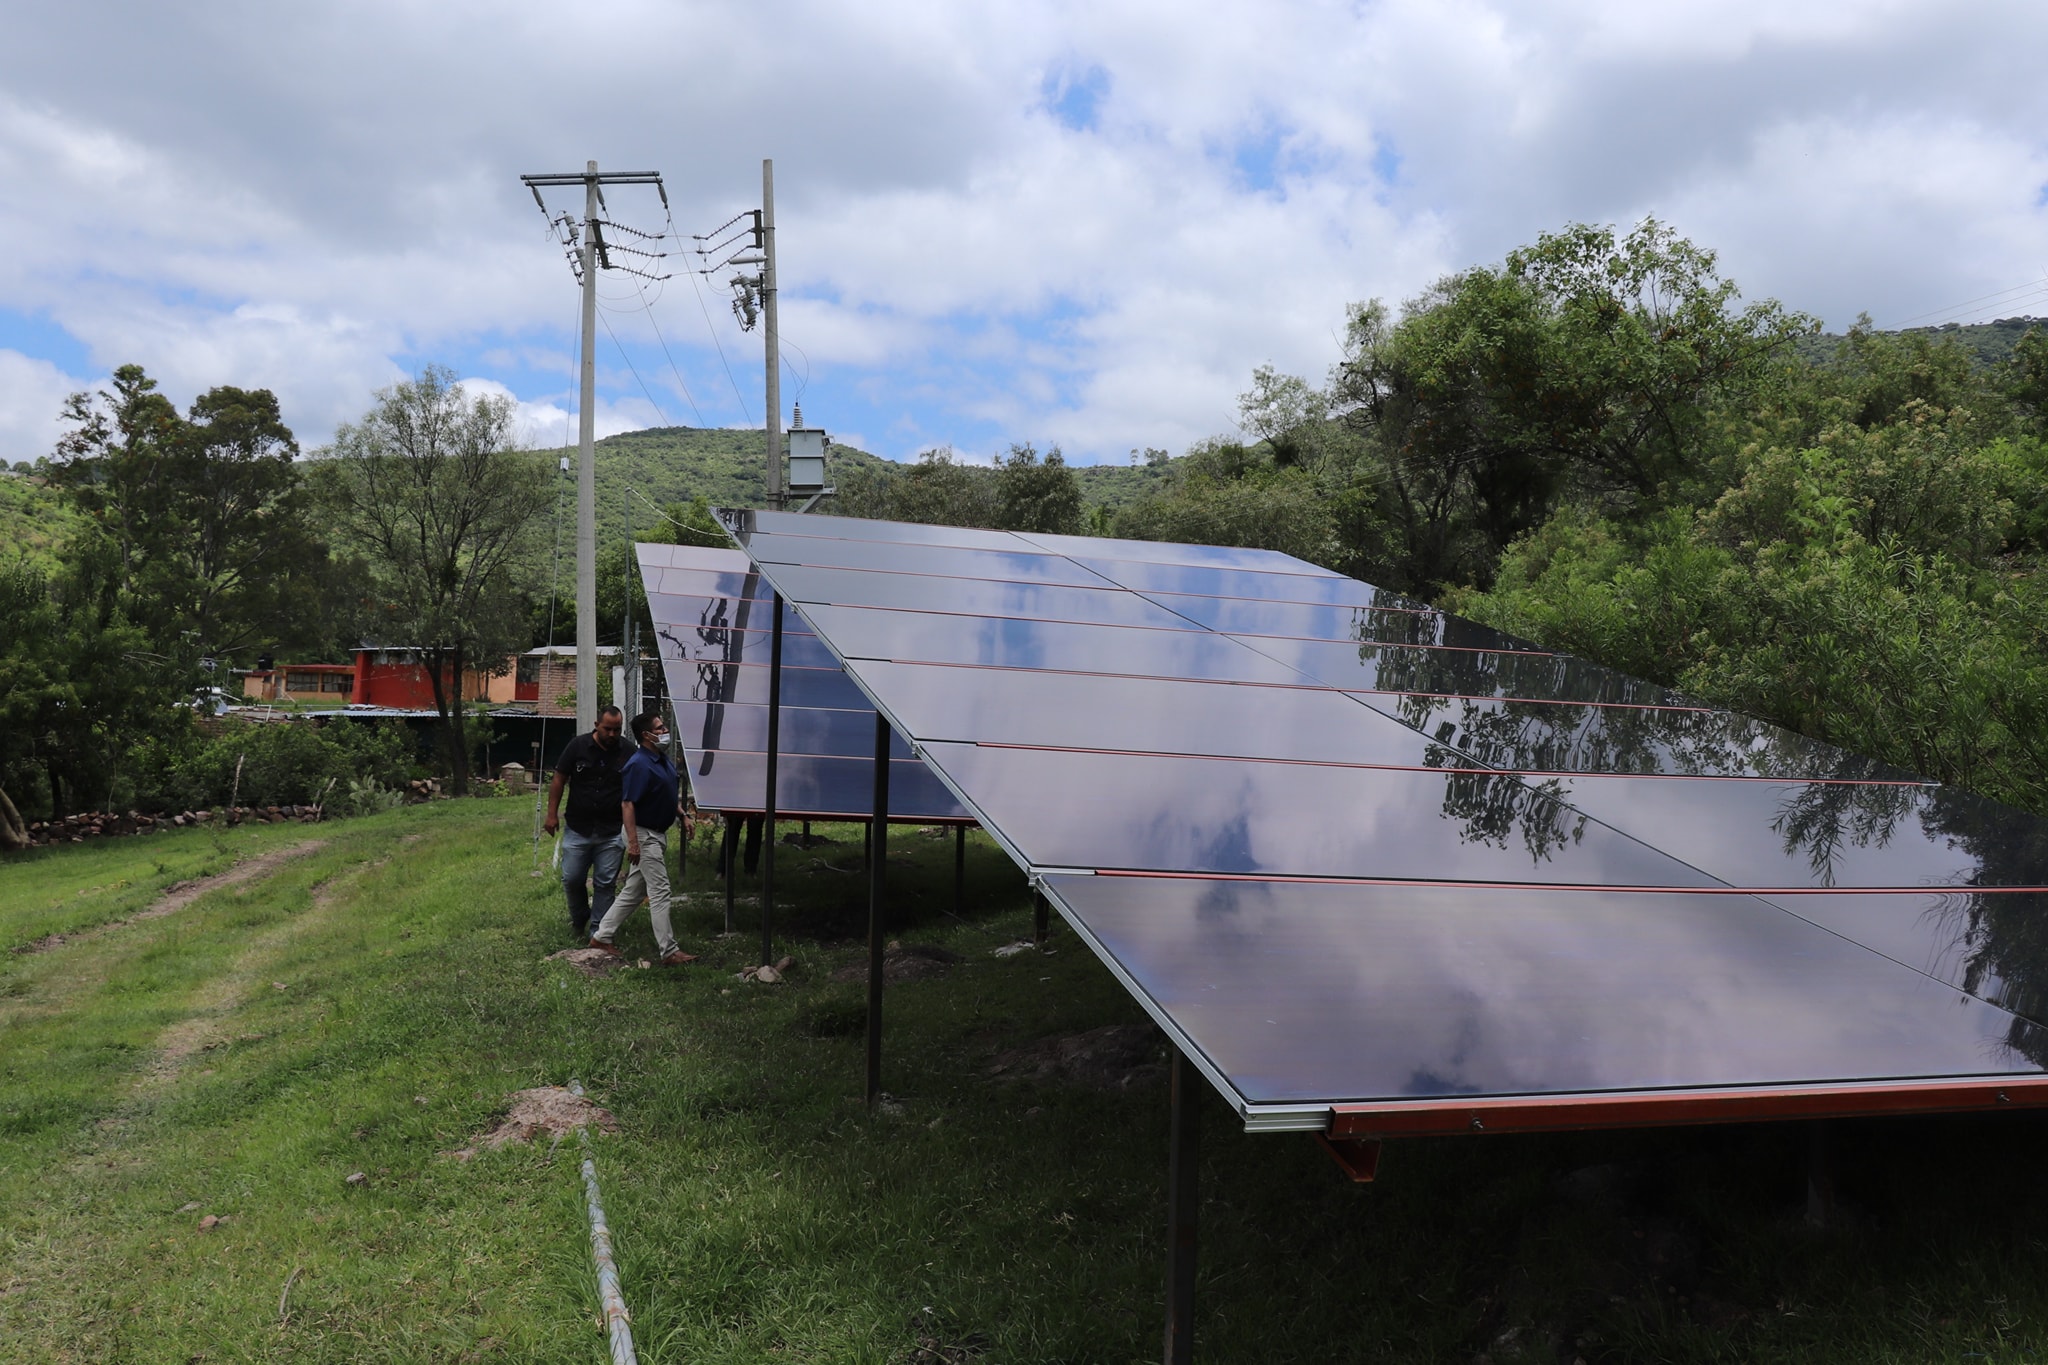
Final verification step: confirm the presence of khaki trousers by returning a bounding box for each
[593,826,677,957]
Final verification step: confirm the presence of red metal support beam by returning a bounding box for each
[1330,1076,2048,1141]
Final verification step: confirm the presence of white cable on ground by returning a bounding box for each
[570,1080,637,1365]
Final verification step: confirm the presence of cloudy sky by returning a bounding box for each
[2,0,2044,468]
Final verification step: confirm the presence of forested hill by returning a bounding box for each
[586,426,1163,542]
[591,318,2043,543]
[1793,315,2045,368]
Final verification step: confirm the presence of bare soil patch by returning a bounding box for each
[12,839,328,956]
[545,947,628,977]
[448,1087,618,1160]
[987,1024,1167,1093]
[832,943,963,985]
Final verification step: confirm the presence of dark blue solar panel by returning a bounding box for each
[680,751,965,821]
[749,535,1118,589]
[848,661,1426,764]
[1069,556,1400,606]
[671,701,916,761]
[636,543,970,822]
[661,659,871,711]
[1010,530,1347,576]
[642,563,777,599]
[1553,776,2042,890]
[799,606,1308,684]
[712,514,2048,1122]
[764,563,1206,630]
[743,508,1027,551]
[914,740,1719,887]
[1748,888,2048,1024]
[1234,634,1689,709]
[1044,874,2046,1106]
[1147,592,1542,651]
[1378,693,1921,780]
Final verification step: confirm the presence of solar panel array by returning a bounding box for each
[712,511,2048,1132]
[635,542,970,822]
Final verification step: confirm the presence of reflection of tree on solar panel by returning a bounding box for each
[683,591,743,773]
[1770,777,1924,885]
[1433,769,1587,862]
[1927,794,2048,1061]
[1408,698,1789,778]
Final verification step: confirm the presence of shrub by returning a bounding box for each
[143,719,418,811]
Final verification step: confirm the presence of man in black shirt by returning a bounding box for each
[544,706,627,939]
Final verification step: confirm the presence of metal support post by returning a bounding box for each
[1805,1120,1835,1228]
[954,824,966,915]
[1034,889,1049,945]
[867,713,891,1109]
[723,819,737,933]
[761,595,783,967]
[1164,1048,1200,1365]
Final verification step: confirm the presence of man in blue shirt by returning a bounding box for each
[591,710,696,965]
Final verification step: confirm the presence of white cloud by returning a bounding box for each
[0,351,89,465]
[0,1,2042,463]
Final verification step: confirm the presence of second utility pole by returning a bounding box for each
[576,162,601,732]
[761,158,782,509]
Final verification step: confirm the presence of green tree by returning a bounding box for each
[49,364,334,671]
[314,367,550,794]
[833,448,997,527]
[2004,326,2048,431]
[1113,440,1336,564]
[0,552,188,840]
[991,443,1084,534]
[1326,220,1816,590]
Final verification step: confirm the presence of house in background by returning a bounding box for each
[241,663,357,704]
[515,646,619,718]
[241,645,618,719]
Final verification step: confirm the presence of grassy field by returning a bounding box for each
[6,801,2048,1363]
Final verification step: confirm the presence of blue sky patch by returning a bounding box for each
[1373,140,1403,188]
[1041,64,1111,132]
[0,309,94,382]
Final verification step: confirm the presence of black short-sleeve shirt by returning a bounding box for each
[558,732,628,835]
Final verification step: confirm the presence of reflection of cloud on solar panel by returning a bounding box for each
[1075,876,2033,1104]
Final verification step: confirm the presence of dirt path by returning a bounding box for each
[12,838,328,956]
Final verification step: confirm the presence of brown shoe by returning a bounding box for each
[659,950,697,966]
[588,938,622,957]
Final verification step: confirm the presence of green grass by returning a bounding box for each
[8,804,2048,1362]
[0,819,324,953]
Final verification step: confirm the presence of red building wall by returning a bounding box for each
[351,656,457,709]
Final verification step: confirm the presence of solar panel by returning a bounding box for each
[715,510,2048,1131]
[636,542,971,821]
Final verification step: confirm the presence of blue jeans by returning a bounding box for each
[560,826,624,933]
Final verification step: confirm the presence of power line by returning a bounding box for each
[667,205,754,422]
[623,483,727,545]
[629,277,709,427]
[1896,274,2048,328]
[599,309,673,428]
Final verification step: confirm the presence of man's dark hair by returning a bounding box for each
[630,710,665,742]
[598,705,623,720]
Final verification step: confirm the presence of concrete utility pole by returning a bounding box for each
[519,162,667,733]
[576,163,601,732]
[761,158,782,509]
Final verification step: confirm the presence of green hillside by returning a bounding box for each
[0,474,82,574]
[1793,315,2045,368]
[582,427,1161,543]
